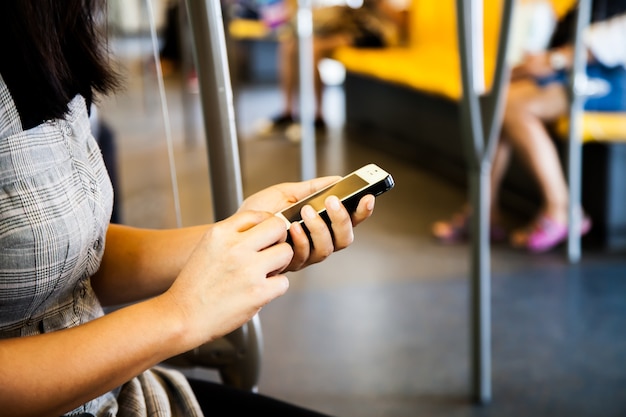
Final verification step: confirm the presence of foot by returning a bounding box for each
[255,113,296,136]
[314,116,326,131]
[510,214,592,253]
[432,210,507,244]
[284,116,327,143]
[271,113,297,129]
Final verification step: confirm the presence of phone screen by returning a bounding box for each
[280,174,369,223]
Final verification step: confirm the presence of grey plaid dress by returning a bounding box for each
[0,76,203,417]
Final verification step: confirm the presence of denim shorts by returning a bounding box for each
[536,63,626,111]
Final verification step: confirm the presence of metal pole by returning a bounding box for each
[456,0,489,403]
[184,0,243,219]
[456,0,514,404]
[297,0,317,180]
[183,0,262,391]
[178,2,197,146]
[567,0,593,263]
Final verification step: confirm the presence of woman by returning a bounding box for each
[0,1,375,416]
[433,0,626,252]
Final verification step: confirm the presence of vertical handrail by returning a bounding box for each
[178,2,198,146]
[455,0,514,404]
[297,0,317,180]
[183,0,262,391]
[184,0,243,220]
[566,0,593,263]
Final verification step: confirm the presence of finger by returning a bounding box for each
[230,210,275,233]
[260,241,294,278]
[301,204,333,264]
[281,176,342,205]
[206,211,274,253]
[325,195,353,250]
[303,176,341,195]
[264,274,290,299]
[350,194,375,227]
[244,215,289,251]
[285,221,311,271]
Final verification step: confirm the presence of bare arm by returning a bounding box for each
[92,177,374,306]
[0,295,188,417]
[0,179,374,416]
[91,223,208,306]
[0,211,293,417]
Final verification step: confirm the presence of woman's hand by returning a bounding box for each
[511,46,575,81]
[511,52,555,80]
[164,210,293,348]
[239,176,376,271]
[238,176,342,214]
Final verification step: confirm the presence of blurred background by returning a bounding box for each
[98,1,626,416]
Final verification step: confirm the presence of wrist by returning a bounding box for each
[150,292,198,354]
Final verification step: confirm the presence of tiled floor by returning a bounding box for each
[99,42,626,417]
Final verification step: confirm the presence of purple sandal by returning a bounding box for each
[524,215,592,253]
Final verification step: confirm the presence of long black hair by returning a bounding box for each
[0,0,120,129]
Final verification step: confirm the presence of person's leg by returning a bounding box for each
[431,124,514,243]
[278,34,299,119]
[501,79,591,249]
[489,138,513,223]
[430,141,510,243]
[502,80,570,220]
[311,33,352,123]
[256,34,299,134]
[431,79,566,244]
[188,378,333,416]
[159,2,182,76]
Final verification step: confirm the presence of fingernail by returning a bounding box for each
[291,221,302,234]
[327,195,341,211]
[367,197,375,211]
[302,205,316,219]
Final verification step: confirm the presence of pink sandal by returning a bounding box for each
[432,211,507,244]
[516,215,592,253]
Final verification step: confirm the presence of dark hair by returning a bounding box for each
[550,0,626,48]
[0,0,120,129]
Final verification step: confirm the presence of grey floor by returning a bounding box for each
[99,45,626,417]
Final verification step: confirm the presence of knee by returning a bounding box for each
[502,100,530,133]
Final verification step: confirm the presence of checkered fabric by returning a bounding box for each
[0,75,203,417]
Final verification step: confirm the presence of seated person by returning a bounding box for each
[0,1,376,415]
[433,0,626,253]
[257,0,411,138]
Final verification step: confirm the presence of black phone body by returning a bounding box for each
[275,163,394,230]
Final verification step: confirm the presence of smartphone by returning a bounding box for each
[275,163,395,232]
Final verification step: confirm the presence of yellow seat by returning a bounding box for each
[559,110,626,260]
[229,19,271,40]
[334,0,502,100]
[334,0,577,101]
[556,112,626,143]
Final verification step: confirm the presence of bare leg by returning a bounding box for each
[431,144,509,242]
[500,79,575,247]
[277,33,351,120]
[431,128,512,242]
[490,139,512,223]
[502,80,569,220]
[432,79,569,244]
[278,35,298,116]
